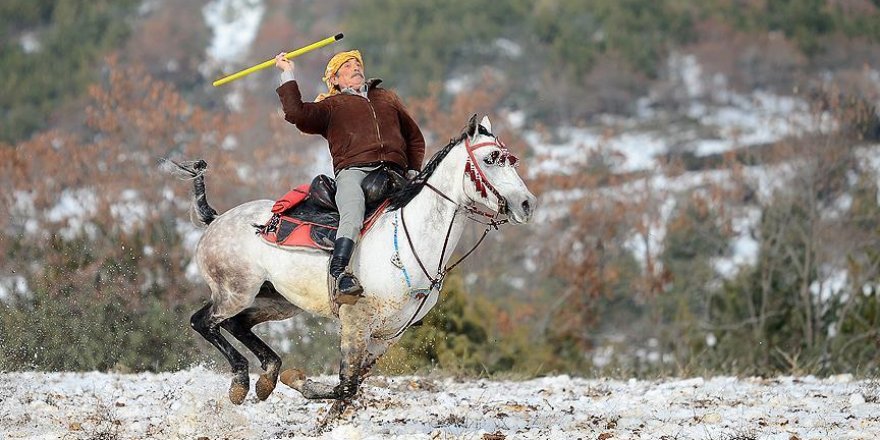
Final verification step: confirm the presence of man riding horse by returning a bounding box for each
[274,49,426,305]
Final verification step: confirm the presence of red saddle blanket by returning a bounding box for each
[256,184,388,251]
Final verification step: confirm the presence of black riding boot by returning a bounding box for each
[329,237,363,305]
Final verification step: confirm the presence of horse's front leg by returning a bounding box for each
[319,314,369,428]
[330,317,368,399]
[359,338,396,380]
[280,311,369,401]
[319,338,394,425]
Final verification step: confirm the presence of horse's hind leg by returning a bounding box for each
[190,302,252,404]
[221,282,301,401]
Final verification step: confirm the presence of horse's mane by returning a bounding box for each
[388,124,496,211]
[387,131,468,211]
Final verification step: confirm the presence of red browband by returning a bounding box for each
[463,137,518,201]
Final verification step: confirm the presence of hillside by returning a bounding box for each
[1,0,880,379]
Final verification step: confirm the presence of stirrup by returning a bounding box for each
[333,273,363,305]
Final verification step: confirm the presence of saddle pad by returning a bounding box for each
[256,199,390,251]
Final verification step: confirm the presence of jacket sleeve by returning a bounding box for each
[276,81,330,136]
[391,92,426,171]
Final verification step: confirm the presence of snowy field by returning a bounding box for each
[1,368,878,439]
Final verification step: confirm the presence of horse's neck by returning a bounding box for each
[395,150,468,272]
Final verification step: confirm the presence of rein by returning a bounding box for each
[401,196,506,291]
[383,137,511,340]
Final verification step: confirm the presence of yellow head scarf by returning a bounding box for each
[315,50,364,102]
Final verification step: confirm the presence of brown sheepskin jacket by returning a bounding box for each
[276,78,425,174]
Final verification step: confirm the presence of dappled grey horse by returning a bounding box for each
[170,115,536,419]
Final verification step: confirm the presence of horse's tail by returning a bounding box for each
[162,158,218,226]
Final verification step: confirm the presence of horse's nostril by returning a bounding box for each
[522,200,531,215]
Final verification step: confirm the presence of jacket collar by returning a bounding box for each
[338,78,383,99]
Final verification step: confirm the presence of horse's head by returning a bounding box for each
[459,115,537,224]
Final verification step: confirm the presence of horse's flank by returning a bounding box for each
[196,200,335,318]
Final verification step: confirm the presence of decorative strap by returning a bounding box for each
[253,213,281,235]
[464,137,506,204]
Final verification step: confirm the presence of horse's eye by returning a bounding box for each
[505,154,519,167]
[484,150,501,165]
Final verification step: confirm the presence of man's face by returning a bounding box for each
[331,58,365,90]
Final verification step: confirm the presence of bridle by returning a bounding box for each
[463,136,519,205]
[427,135,520,218]
[385,135,518,339]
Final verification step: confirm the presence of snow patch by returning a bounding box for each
[713,206,760,278]
[138,0,161,16]
[623,196,676,271]
[110,189,148,225]
[224,89,244,112]
[505,110,525,130]
[444,74,470,95]
[19,32,41,54]
[811,269,848,303]
[45,188,99,239]
[203,0,266,63]
[0,275,29,303]
[494,38,523,58]
[668,52,703,98]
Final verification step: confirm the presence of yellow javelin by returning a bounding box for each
[212,33,344,87]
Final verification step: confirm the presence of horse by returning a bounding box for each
[170,115,536,420]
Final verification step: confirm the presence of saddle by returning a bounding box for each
[255,166,406,251]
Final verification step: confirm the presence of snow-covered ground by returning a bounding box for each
[1,368,878,439]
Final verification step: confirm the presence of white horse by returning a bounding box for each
[172,115,536,418]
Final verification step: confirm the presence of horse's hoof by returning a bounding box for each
[279,368,306,391]
[255,373,277,401]
[229,379,249,405]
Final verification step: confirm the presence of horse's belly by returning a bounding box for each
[256,244,441,332]
[263,250,334,317]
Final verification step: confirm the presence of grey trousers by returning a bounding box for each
[335,165,380,241]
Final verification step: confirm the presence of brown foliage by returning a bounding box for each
[686,17,807,94]
[2,55,320,309]
[408,77,504,141]
[404,75,531,185]
[124,1,210,84]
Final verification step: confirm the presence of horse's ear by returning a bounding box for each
[467,114,478,139]
[479,115,492,133]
